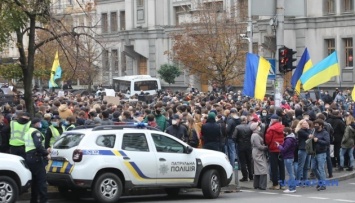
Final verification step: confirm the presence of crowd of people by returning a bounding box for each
[0,86,354,200]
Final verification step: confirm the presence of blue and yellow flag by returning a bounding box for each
[291,48,313,94]
[49,51,62,88]
[300,51,340,91]
[242,53,271,100]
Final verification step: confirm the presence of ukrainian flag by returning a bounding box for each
[300,51,340,91]
[49,51,62,88]
[242,53,271,100]
[291,48,313,94]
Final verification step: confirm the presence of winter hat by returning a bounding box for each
[250,122,259,132]
[270,114,279,120]
[208,112,216,120]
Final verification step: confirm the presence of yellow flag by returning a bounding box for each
[352,84,355,101]
[49,51,60,88]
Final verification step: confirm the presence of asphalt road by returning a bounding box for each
[18,178,355,203]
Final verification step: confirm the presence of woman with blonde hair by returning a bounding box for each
[186,116,200,148]
[295,119,313,182]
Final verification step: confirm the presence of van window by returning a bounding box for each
[113,80,130,93]
[133,80,158,91]
[54,134,85,149]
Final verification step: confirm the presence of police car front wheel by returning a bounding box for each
[0,176,19,203]
[93,173,122,203]
[201,169,221,199]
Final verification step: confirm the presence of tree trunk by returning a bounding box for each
[20,16,36,117]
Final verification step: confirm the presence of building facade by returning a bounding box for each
[1,0,355,92]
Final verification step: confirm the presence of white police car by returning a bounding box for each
[0,153,32,203]
[46,124,233,203]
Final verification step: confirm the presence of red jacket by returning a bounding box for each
[265,122,285,152]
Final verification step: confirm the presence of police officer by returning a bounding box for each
[24,117,50,203]
[45,115,63,149]
[65,116,76,131]
[9,112,31,159]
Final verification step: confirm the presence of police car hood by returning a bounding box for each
[193,148,227,158]
[0,152,24,161]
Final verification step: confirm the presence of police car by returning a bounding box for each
[46,124,233,203]
[0,153,32,203]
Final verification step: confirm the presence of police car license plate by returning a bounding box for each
[52,161,63,168]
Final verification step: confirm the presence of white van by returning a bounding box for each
[112,75,161,97]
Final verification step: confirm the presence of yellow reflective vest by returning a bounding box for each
[9,121,31,146]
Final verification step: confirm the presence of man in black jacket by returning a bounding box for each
[234,116,253,181]
[225,108,241,167]
[310,119,330,191]
[201,112,222,152]
[165,114,188,141]
[326,110,346,167]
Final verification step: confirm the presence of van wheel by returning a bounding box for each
[201,169,221,199]
[93,173,122,203]
[0,176,19,203]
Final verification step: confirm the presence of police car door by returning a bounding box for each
[120,132,157,185]
[151,133,196,186]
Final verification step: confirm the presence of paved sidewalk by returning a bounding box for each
[19,169,355,200]
[225,169,355,191]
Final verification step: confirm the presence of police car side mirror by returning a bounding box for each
[186,145,193,154]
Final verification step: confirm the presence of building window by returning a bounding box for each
[102,50,109,71]
[137,0,144,22]
[324,0,335,14]
[343,0,353,12]
[203,1,224,11]
[110,12,118,32]
[112,49,119,72]
[101,13,108,33]
[120,11,126,30]
[326,39,335,55]
[344,38,353,68]
[174,5,191,25]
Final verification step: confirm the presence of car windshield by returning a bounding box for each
[53,133,85,149]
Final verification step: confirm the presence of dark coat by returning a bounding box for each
[201,118,222,143]
[165,124,188,141]
[326,115,346,143]
[313,128,330,154]
[234,123,252,151]
[297,128,312,150]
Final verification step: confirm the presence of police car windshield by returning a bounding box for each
[53,134,85,149]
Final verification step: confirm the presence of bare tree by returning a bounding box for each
[167,1,248,91]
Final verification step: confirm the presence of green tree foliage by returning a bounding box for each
[0,64,23,80]
[158,64,182,84]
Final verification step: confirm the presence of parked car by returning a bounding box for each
[47,124,233,203]
[0,153,32,203]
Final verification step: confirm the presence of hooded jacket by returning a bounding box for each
[278,133,297,159]
[341,125,355,148]
[58,104,73,119]
[265,121,284,152]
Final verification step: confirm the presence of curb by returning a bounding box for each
[19,172,355,200]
